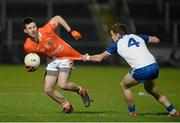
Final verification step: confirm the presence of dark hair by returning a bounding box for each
[110,23,128,35]
[22,16,36,29]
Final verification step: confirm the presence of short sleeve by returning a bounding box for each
[137,34,149,43]
[23,39,37,53]
[42,21,55,32]
[106,41,118,54]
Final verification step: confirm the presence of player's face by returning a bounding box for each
[110,30,119,42]
[24,22,38,38]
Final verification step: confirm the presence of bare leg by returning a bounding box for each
[144,80,170,107]
[44,75,66,105]
[144,80,177,114]
[120,73,139,115]
[57,70,80,92]
[120,73,138,106]
[57,68,91,107]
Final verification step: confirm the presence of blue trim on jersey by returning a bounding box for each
[137,34,149,43]
[106,41,118,54]
[130,62,159,83]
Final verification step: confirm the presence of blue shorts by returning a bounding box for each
[130,62,159,83]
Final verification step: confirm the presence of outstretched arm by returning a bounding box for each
[82,51,110,62]
[50,15,81,40]
[148,36,160,44]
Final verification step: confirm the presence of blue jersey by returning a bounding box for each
[106,34,156,69]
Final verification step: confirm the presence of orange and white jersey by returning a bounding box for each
[23,21,82,60]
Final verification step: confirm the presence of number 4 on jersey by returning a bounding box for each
[128,38,140,47]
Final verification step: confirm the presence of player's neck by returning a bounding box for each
[31,32,39,43]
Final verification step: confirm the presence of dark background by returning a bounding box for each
[0,0,180,67]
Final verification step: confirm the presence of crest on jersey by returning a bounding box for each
[44,39,54,49]
[48,40,53,46]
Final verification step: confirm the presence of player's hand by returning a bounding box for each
[25,66,37,72]
[70,30,82,40]
[68,60,74,67]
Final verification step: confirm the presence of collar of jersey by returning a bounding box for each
[115,35,124,42]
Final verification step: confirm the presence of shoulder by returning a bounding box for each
[119,34,134,40]
[24,38,32,49]
[23,38,36,53]
[122,34,149,42]
[106,41,118,54]
[117,34,131,43]
[41,21,55,32]
[135,34,149,42]
[124,34,139,39]
[24,38,32,46]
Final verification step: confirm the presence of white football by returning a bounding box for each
[24,53,40,68]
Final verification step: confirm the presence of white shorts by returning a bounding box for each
[45,59,72,76]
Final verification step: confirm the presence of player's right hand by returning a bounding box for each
[68,60,74,68]
[25,66,37,72]
[70,30,82,40]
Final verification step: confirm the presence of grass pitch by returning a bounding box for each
[0,65,180,122]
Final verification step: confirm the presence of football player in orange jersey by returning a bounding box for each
[22,15,90,113]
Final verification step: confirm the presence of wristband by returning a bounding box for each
[68,28,73,33]
[86,55,90,60]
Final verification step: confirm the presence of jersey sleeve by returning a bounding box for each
[137,34,149,43]
[42,21,56,32]
[106,41,118,55]
[23,39,37,54]
[23,43,32,53]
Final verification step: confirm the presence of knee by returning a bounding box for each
[120,81,124,88]
[120,81,128,89]
[145,88,154,95]
[44,87,54,95]
[59,83,68,90]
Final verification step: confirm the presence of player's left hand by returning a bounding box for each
[70,30,82,40]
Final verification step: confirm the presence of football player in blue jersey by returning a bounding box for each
[82,23,179,116]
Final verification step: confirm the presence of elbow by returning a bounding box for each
[53,15,63,22]
[150,36,160,44]
[153,36,160,43]
[55,15,62,19]
[157,38,160,43]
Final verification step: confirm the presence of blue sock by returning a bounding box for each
[167,104,174,112]
[128,104,136,113]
